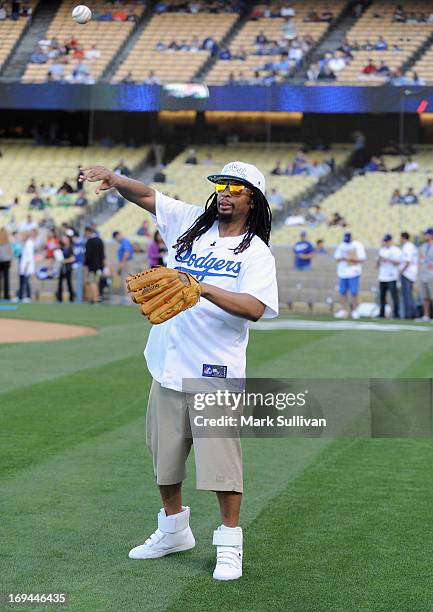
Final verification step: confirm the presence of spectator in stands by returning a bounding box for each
[0,227,12,300]
[127,8,138,22]
[399,232,418,319]
[121,71,136,84]
[29,193,44,210]
[202,36,218,54]
[361,59,377,76]
[316,239,326,254]
[406,12,418,24]
[377,234,401,318]
[57,179,74,194]
[85,44,101,61]
[49,60,66,80]
[75,191,88,208]
[281,4,295,18]
[72,60,91,83]
[185,148,198,165]
[404,157,419,172]
[255,31,268,46]
[30,47,48,64]
[148,230,167,267]
[219,48,232,60]
[328,212,347,227]
[73,45,85,60]
[318,64,336,81]
[321,8,334,22]
[390,68,412,86]
[114,160,131,177]
[377,60,390,76]
[190,36,201,52]
[137,220,150,237]
[390,157,406,173]
[410,71,425,85]
[84,226,105,304]
[374,36,388,51]
[328,51,346,73]
[282,16,296,41]
[0,3,6,20]
[307,205,326,226]
[143,70,161,84]
[19,214,37,232]
[45,229,59,259]
[306,62,320,81]
[334,231,367,319]
[393,5,406,22]
[389,189,403,205]
[420,178,433,197]
[26,178,37,194]
[293,231,315,271]
[271,161,283,175]
[268,188,285,210]
[56,233,75,303]
[402,188,419,205]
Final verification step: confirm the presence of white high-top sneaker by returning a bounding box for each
[212,525,243,581]
[129,506,195,559]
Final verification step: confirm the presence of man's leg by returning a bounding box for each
[216,491,242,527]
[159,483,183,516]
[379,282,387,317]
[390,281,399,318]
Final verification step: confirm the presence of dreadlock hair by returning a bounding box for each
[173,189,272,256]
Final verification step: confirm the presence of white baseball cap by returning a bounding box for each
[207,161,266,196]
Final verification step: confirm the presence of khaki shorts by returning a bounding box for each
[146,380,243,493]
[420,281,433,301]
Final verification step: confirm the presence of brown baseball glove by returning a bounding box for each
[126,267,201,324]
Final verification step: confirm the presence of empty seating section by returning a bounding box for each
[0,2,38,71]
[335,1,433,84]
[113,12,237,84]
[0,142,149,228]
[206,1,343,85]
[99,143,351,241]
[412,44,433,83]
[22,0,144,83]
[272,149,433,248]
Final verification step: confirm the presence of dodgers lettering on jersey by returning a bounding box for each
[144,191,279,392]
[174,246,241,280]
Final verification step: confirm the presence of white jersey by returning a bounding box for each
[378,246,401,282]
[144,191,279,392]
[400,241,418,282]
[334,240,366,279]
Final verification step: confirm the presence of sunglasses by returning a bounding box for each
[214,182,250,195]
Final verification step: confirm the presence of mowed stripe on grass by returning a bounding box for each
[3,305,433,610]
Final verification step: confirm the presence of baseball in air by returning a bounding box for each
[72,5,92,24]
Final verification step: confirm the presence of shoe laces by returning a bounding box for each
[216,545,242,568]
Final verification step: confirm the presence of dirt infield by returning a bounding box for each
[0,319,97,343]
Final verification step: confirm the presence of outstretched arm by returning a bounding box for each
[80,165,156,214]
[200,282,265,322]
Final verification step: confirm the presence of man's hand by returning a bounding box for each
[80,166,118,195]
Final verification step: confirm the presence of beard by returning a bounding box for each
[217,210,233,223]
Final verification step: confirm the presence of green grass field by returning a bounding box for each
[2,304,433,611]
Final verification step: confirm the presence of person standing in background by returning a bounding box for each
[0,227,12,300]
[84,226,105,304]
[72,231,86,303]
[293,230,315,271]
[417,227,433,321]
[113,231,134,301]
[399,232,418,319]
[333,232,366,319]
[147,230,167,267]
[16,230,36,303]
[56,233,75,303]
[377,234,401,318]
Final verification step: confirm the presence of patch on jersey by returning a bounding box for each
[202,364,227,378]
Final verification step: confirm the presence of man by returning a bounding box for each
[268,187,284,210]
[112,230,134,302]
[399,232,418,319]
[333,232,367,319]
[417,228,433,321]
[84,226,105,304]
[293,230,314,271]
[81,160,278,581]
[420,178,433,197]
[377,234,401,318]
[402,187,418,205]
[16,230,37,303]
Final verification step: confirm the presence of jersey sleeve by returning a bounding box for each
[153,191,203,249]
[238,245,279,319]
[356,242,367,261]
[334,244,343,260]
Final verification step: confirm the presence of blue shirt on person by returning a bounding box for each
[293,240,314,270]
[118,237,134,263]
